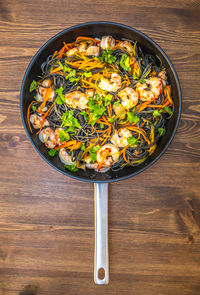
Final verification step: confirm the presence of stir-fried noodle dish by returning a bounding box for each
[27,35,173,173]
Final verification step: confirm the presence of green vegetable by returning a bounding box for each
[139,79,146,84]
[120,54,131,72]
[158,128,165,136]
[99,49,117,64]
[65,70,77,82]
[153,110,163,117]
[59,130,70,142]
[113,101,120,107]
[56,86,66,105]
[143,67,152,78]
[48,149,58,157]
[29,80,38,92]
[108,117,115,123]
[132,67,141,80]
[83,71,92,78]
[88,97,106,125]
[31,105,37,111]
[164,106,173,116]
[94,93,100,101]
[127,111,140,123]
[100,123,104,129]
[58,61,64,70]
[81,143,86,151]
[69,77,80,83]
[64,164,78,172]
[89,145,100,162]
[63,65,72,73]
[61,110,81,132]
[127,137,138,146]
[103,94,113,106]
[80,111,89,121]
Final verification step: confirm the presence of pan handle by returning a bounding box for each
[94,183,109,285]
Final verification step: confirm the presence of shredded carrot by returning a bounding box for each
[52,50,58,58]
[56,140,77,150]
[76,36,100,43]
[40,88,53,110]
[70,142,82,151]
[36,102,55,135]
[107,103,112,117]
[122,147,129,163]
[164,85,173,106]
[27,100,36,133]
[149,144,157,155]
[124,74,131,86]
[57,44,67,58]
[100,125,111,146]
[136,101,151,112]
[125,126,150,144]
[50,66,62,74]
[130,57,135,65]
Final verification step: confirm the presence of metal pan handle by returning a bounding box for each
[94,183,109,285]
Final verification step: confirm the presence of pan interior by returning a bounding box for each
[21,22,181,183]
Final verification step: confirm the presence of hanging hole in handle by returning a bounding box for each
[98,268,105,280]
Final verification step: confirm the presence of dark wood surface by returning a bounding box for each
[0,1,200,294]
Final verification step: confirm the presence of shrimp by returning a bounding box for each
[158,70,167,86]
[66,47,79,57]
[59,148,74,165]
[97,144,119,168]
[136,77,162,101]
[85,88,95,98]
[117,41,134,53]
[158,70,167,81]
[65,91,89,109]
[100,35,115,50]
[30,113,49,129]
[85,45,100,57]
[54,128,63,146]
[98,72,122,92]
[67,42,99,57]
[36,79,55,102]
[84,156,111,172]
[118,87,139,109]
[39,127,57,149]
[66,42,87,57]
[111,128,132,148]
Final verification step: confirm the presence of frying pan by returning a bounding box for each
[20,21,181,285]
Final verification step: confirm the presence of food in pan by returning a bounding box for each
[27,35,173,172]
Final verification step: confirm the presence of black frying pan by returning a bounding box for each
[20,22,181,284]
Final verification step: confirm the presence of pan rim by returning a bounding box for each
[20,21,182,183]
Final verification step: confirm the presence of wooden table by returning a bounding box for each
[0,1,200,294]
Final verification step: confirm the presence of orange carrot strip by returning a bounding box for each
[76,36,100,43]
[50,66,62,74]
[36,102,55,135]
[123,148,129,163]
[164,85,173,106]
[136,101,151,112]
[52,50,58,58]
[57,44,66,58]
[27,100,36,133]
[56,140,77,150]
[40,87,53,110]
[125,126,150,144]
[107,104,111,118]
[70,142,82,151]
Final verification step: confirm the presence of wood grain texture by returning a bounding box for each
[0,0,200,294]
